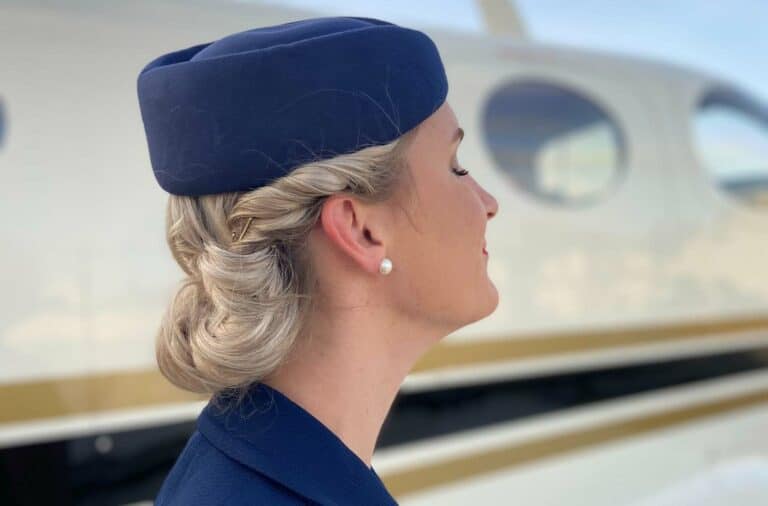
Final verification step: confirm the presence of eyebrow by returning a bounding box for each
[451,127,464,146]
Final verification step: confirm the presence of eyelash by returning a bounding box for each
[452,166,470,176]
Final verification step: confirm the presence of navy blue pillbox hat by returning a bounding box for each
[136,16,449,196]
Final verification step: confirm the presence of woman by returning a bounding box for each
[137,15,498,505]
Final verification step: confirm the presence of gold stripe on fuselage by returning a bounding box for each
[413,313,768,373]
[0,369,207,424]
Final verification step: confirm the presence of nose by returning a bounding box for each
[477,181,498,220]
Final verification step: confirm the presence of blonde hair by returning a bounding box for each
[155,127,419,405]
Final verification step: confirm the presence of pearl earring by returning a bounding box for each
[379,257,393,275]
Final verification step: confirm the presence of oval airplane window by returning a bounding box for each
[694,86,768,208]
[482,80,626,206]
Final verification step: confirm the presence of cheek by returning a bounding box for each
[414,183,481,269]
[395,175,481,270]
[411,191,481,277]
[443,188,483,245]
[393,211,455,298]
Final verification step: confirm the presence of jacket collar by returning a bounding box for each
[197,382,398,506]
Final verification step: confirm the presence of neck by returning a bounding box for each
[262,305,442,467]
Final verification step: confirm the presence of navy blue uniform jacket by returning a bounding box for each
[154,382,399,505]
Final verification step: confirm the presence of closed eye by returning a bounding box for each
[452,166,470,176]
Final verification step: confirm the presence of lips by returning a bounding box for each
[482,240,487,255]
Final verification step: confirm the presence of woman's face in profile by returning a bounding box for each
[392,101,499,332]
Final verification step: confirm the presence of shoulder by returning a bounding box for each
[154,430,315,506]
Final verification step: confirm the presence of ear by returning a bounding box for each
[318,194,387,275]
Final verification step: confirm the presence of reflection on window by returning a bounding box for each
[482,80,626,206]
[694,87,768,207]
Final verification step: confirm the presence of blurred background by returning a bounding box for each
[1,1,767,504]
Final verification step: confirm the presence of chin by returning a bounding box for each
[483,282,500,317]
[464,288,499,325]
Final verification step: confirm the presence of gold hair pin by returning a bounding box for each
[232,217,254,242]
